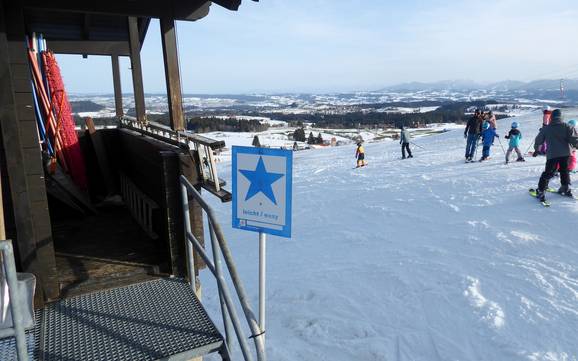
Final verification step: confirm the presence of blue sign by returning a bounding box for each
[232,146,292,238]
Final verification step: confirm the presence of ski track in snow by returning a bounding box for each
[202,109,578,361]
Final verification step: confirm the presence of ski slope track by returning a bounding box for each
[203,109,578,361]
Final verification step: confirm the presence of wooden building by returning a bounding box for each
[0,1,261,360]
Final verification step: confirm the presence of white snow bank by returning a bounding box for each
[201,108,578,361]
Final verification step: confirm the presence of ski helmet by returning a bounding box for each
[482,121,490,130]
[569,119,577,127]
[511,122,518,128]
[543,105,551,111]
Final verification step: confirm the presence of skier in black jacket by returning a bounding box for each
[464,110,483,162]
[533,109,578,201]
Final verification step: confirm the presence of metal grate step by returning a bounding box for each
[0,278,225,360]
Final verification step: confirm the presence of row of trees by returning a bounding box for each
[293,128,324,144]
[186,116,269,133]
[250,100,503,129]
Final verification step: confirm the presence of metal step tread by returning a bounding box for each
[0,277,224,360]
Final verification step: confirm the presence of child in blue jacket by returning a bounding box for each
[480,122,498,161]
[504,121,525,163]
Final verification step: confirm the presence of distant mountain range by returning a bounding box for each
[381,79,578,92]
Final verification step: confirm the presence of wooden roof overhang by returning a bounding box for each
[14,0,256,56]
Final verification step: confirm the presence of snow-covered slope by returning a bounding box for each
[202,109,578,361]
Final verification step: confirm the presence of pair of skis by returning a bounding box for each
[528,188,576,207]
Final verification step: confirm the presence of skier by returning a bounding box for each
[569,120,577,172]
[487,111,497,129]
[355,141,366,168]
[557,119,577,172]
[480,122,499,161]
[504,121,525,163]
[464,109,483,162]
[400,126,413,159]
[532,109,578,201]
[538,106,553,155]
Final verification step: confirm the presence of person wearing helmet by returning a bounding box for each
[355,141,366,168]
[504,122,525,163]
[480,121,499,161]
[533,109,578,201]
[400,125,413,159]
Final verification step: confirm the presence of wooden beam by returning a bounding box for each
[85,118,116,196]
[160,17,184,131]
[0,2,59,305]
[48,41,129,56]
[19,0,215,22]
[128,16,146,123]
[111,55,123,117]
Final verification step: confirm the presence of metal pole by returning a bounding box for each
[209,219,232,350]
[180,183,196,292]
[497,137,506,156]
[258,231,266,352]
[1,241,28,361]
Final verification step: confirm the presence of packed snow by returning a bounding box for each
[201,109,578,361]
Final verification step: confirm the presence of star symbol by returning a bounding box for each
[239,156,284,205]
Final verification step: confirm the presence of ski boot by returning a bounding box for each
[516,157,525,162]
[558,185,573,198]
[536,189,546,202]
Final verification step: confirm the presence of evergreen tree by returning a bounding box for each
[293,128,306,142]
[316,132,323,145]
[307,132,315,145]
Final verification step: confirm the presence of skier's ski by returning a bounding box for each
[528,188,551,207]
[545,188,577,200]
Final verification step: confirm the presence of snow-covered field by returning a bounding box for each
[201,109,578,361]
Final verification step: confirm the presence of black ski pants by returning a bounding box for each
[538,156,571,191]
[402,142,412,158]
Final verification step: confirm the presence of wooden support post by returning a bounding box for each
[128,17,146,123]
[111,54,123,118]
[0,2,59,305]
[85,117,116,195]
[160,18,185,131]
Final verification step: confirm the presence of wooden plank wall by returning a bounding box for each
[116,129,205,278]
[0,0,59,305]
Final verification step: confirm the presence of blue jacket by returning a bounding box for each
[505,128,522,147]
[481,127,498,146]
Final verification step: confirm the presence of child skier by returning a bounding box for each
[504,122,525,163]
[533,109,578,201]
[480,122,498,161]
[355,141,366,168]
[400,126,413,159]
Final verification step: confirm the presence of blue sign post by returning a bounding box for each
[232,146,292,354]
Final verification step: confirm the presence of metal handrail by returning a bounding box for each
[0,240,29,361]
[180,176,265,361]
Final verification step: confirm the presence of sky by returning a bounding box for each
[57,0,578,94]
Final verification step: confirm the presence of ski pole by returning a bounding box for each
[474,136,481,160]
[524,141,534,155]
[497,137,506,155]
[410,142,425,150]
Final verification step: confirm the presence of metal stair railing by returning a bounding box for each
[0,240,29,361]
[180,176,265,361]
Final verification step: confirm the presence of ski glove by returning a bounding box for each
[464,134,467,139]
